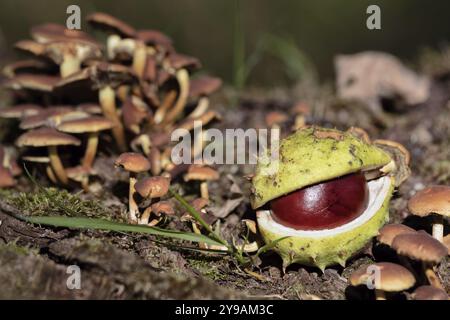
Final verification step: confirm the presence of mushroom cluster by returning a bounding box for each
[0,13,222,190]
[348,187,449,300]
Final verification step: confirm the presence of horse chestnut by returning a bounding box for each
[270,172,368,230]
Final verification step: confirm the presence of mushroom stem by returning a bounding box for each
[432,215,444,243]
[188,96,209,119]
[99,86,127,152]
[139,206,152,225]
[60,54,81,78]
[46,165,58,184]
[200,182,209,200]
[423,263,445,290]
[132,43,147,79]
[48,145,68,185]
[374,289,386,300]
[82,132,99,169]
[154,89,177,124]
[128,173,139,224]
[162,68,190,125]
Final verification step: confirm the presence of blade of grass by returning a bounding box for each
[14,214,225,247]
[255,236,290,258]
[169,188,229,248]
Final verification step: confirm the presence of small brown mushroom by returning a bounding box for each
[16,128,81,185]
[135,176,170,199]
[2,59,53,78]
[57,116,115,169]
[0,104,43,119]
[3,74,59,93]
[184,165,219,200]
[392,232,447,290]
[122,96,151,134]
[408,185,450,242]
[349,262,415,300]
[55,62,135,152]
[377,223,416,247]
[22,156,57,184]
[411,285,448,300]
[188,76,222,118]
[31,23,96,44]
[86,12,136,38]
[114,152,151,223]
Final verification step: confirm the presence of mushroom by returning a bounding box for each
[22,156,57,184]
[66,165,91,191]
[3,74,59,93]
[55,62,135,152]
[411,285,448,300]
[140,200,174,226]
[114,152,151,223]
[56,116,115,169]
[122,95,151,135]
[377,223,416,247]
[444,234,450,254]
[86,12,136,38]
[0,166,16,188]
[16,39,102,78]
[408,185,450,242]
[16,128,81,185]
[392,232,448,290]
[0,104,43,119]
[19,106,75,130]
[135,176,170,225]
[31,23,96,44]
[2,59,54,78]
[188,76,222,119]
[265,111,289,129]
[183,165,219,200]
[349,262,415,300]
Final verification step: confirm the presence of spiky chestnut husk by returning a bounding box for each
[251,126,400,270]
[257,176,394,271]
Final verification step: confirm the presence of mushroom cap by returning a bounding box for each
[444,234,450,254]
[57,116,114,133]
[86,12,136,38]
[3,74,59,92]
[167,53,201,71]
[265,111,289,127]
[14,40,46,56]
[0,167,16,188]
[136,29,173,48]
[2,59,54,78]
[66,165,91,182]
[349,262,415,292]
[184,165,219,182]
[377,223,417,246]
[114,152,151,173]
[392,232,448,264]
[135,176,170,198]
[44,40,102,64]
[408,185,450,217]
[151,201,175,216]
[412,285,449,300]
[0,104,43,118]
[189,76,222,97]
[19,106,74,130]
[76,103,103,114]
[31,23,97,44]
[16,127,81,148]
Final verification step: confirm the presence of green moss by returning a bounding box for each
[0,187,109,219]
[187,257,227,281]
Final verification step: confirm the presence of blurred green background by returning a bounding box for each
[0,0,449,87]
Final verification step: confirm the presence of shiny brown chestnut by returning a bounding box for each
[270,172,368,230]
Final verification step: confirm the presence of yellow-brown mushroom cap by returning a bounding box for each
[189,76,222,98]
[57,116,114,133]
[16,128,81,147]
[151,201,175,216]
[350,262,415,292]
[31,23,97,44]
[135,176,170,198]
[184,165,219,182]
[86,12,136,38]
[4,74,59,92]
[392,232,448,264]
[408,185,450,217]
[412,286,449,300]
[377,223,417,246]
[0,104,43,119]
[114,152,151,173]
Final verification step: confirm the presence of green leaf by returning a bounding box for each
[18,215,225,247]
